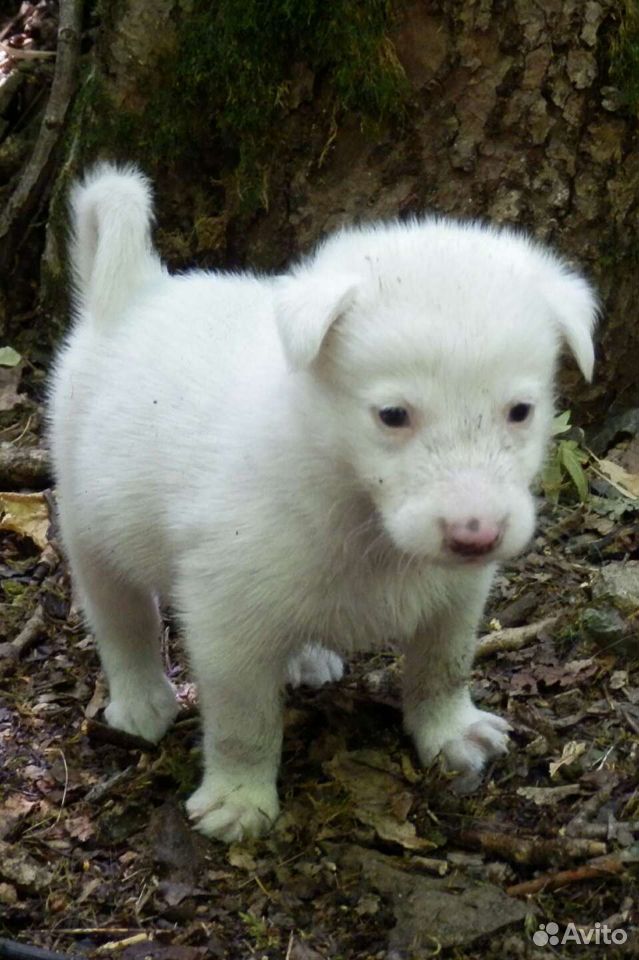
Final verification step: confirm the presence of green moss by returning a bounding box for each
[610,0,639,112]
[78,0,408,210]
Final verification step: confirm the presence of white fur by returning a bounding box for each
[49,164,597,841]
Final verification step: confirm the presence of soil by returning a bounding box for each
[0,395,638,959]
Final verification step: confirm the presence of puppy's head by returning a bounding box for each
[275,219,597,565]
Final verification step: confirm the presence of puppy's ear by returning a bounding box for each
[542,266,598,382]
[274,272,360,369]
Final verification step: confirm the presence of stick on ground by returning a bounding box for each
[476,616,558,660]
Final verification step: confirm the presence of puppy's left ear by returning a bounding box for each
[274,272,360,369]
[542,266,598,382]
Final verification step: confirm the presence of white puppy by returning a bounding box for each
[49,164,597,842]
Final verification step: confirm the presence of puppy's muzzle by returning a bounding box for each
[443,517,504,558]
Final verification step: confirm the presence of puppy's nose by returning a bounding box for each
[445,518,502,557]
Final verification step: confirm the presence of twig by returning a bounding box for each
[95,934,151,954]
[53,747,69,824]
[285,931,294,960]
[476,616,557,660]
[10,604,47,656]
[458,828,606,867]
[84,766,136,803]
[0,0,82,270]
[46,931,134,937]
[0,939,82,960]
[0,442,50,488]
[32,543,61,582]
[0,42,56,60]
[506,852,628,898]
[565,780,616,838]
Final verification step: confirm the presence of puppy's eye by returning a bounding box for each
[379,406,410,428]
[508,402,533,424]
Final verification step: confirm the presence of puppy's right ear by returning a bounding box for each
[274,272,360,369]
[540,264,599,383]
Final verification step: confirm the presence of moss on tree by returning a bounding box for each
[77,0,408,210]
[610,0,639,111]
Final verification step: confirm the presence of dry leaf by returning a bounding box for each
[84,674,109,719]
[325,750,435,851]
[517,784,582,806]
[0,840,53,890]
[0,491,49,548]
[549,740,587,779]
[65,814,96,842]
[594,458,639,499]
[228,847,257,871]
[0,794,38,840]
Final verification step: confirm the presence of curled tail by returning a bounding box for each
[70,163,163,329]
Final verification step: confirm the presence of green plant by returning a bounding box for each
[239,912,281,950]
[541,410,590,504]
[610,0,639,112]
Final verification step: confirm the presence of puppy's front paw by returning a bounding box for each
[186,776,279,843]
[286,644,344,688]
[104,675,179,743]
[416,707,511,794]
[440,711,511,793]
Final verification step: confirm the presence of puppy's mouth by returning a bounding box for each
[444,537,504,561]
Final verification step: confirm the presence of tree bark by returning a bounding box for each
[1,0,637,420]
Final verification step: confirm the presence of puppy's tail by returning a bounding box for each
[69,163,163,329]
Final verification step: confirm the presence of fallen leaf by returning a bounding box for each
[77,876,103,904]
[148,803,204,884]
[517,784,582,806]
[533,658,598,689]
[228,847,257,871]
[594,458,639,499]
[65,814,96,842]
[288,943,326,960]
[0,491,49,548]
[610,669,628,690]
[0,794,37,839]
[84,674,109,719]
[0,347,22,367]
[549,741,587,779]
[0,881,18,905]
[325,750,435,851]
[0,840,53,890]
[157,879,198,907]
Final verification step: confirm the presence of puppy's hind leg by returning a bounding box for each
[286,643,344,688]
[73,555,179,743]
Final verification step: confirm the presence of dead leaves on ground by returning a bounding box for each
[0,490,49,549]
[1,450,639,954]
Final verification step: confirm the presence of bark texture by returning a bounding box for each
[1,0,637,417]
[237,0,635,417]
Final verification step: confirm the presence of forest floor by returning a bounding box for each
[0,373,638,960]
[1,1,639,958]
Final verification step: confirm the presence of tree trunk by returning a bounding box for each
[1,0,637,420]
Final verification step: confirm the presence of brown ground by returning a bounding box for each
[0,385,638,960]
